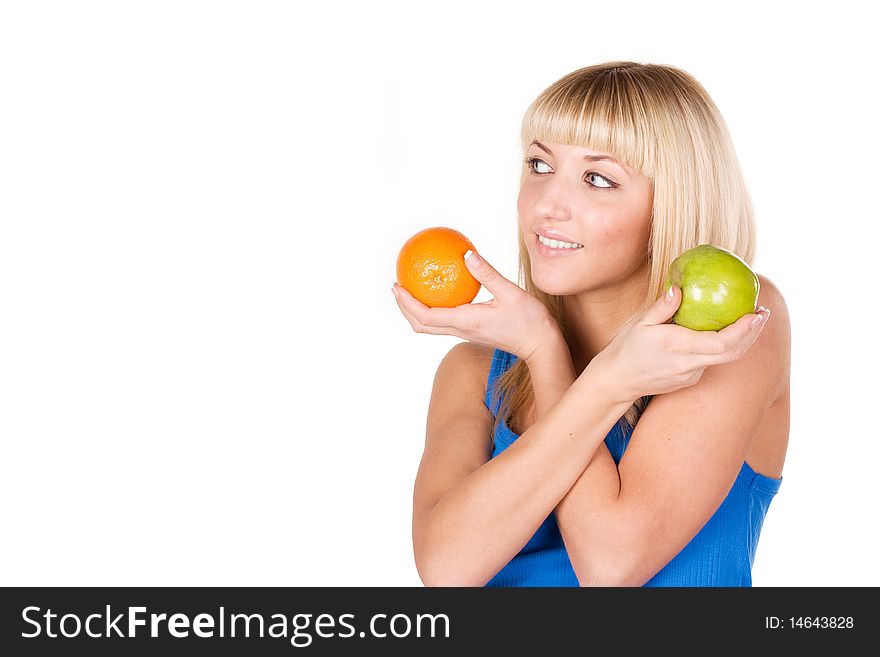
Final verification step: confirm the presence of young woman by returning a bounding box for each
[392,61,790,587]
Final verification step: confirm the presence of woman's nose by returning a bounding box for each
[532,181,574,223]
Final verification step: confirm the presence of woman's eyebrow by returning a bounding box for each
[530,140,631,178]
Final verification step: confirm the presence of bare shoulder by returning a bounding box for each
[756,274,789,323]
[423,341,496,452]
[755,274,792,401]
[432,342,495,397]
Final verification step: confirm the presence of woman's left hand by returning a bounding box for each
[392,250,560,361]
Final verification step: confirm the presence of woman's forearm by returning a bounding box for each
[527,332,577,417]
[525,338,631,586]
[417,336,632,586]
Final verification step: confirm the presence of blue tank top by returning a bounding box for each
[483,348,782,587]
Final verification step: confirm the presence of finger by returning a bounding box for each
[393,285,432,327]
[640,285,682,326]
[394,283,480,333]
[723,305,771,341]
[393,286,463,336]
[393,294,422,328]
[394,283,466,328]
[693,306,771,362]
[463,250,517,299]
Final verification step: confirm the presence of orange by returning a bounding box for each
[396,227,481,307]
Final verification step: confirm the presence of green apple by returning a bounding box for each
[665,244,759,331]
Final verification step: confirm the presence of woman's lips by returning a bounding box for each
[534,233,584,258]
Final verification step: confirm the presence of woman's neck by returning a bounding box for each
[562,265,651,375]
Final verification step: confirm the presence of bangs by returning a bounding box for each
[520,66,658,179]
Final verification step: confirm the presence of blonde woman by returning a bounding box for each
[392,62,790,587]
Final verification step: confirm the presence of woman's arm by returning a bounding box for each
[523,329,625,570]
[524,334,623,516]
[413,336,633,586]
[553,279,790,586]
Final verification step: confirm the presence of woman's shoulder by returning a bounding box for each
[434,342,496,392]
[755,274,791,398]
[756,274,789,318]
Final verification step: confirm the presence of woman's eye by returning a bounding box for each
[526,157,552,174]
[586,172,614,188]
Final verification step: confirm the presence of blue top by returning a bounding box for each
[483,348,782,587]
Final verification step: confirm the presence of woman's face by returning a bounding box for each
[517,140,654,296]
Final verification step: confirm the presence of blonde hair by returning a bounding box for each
[490,61,756,438]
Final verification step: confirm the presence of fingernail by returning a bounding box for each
[666,286,674,301]
[392,284,399,298]
[464,249,480,265]
[751,307,769,329]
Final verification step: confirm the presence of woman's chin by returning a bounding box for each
[531,272,576,297]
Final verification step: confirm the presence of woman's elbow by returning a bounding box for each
[573,552,648,587]
[416,556,485,587]
[414,540,487,587]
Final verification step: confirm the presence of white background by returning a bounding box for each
[1,1,877,586]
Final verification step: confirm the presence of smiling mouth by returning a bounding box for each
[536,233,584,249]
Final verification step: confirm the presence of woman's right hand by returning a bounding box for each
[589,285,771,404]
[392,249,562,363]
